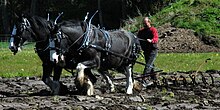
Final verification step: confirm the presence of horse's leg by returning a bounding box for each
[75,56,100,95]
[85,68,97,84]
[75,63,94,95]
[98,70,115,93]
[85,69,95,95]
[51,66,63,95]
[124,65,134,94]
[41,62,55,94]
[75,49,101,96]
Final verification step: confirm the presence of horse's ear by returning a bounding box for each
[81,21,88,32]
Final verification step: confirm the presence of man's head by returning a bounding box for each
[143,17,151,28]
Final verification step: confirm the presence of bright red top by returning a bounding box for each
[137,26,159,50]
[149,27,158,43]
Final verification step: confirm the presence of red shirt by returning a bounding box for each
[137,26,159,50]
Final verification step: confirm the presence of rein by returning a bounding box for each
[57,21,92,54]
[34,43,50,53]
[137,38,147,42]
[58,11,99,54]
[68,32,86,51]
[58,30,87,55]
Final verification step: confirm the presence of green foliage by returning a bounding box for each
[124,0,220,47]
[154,0,220,39]
[123,16,143,33]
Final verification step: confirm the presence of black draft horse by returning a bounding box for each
[9,14,116,95]
[53,20,141,95]
[9,14,74,95]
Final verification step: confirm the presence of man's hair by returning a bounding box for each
[143,17,151,23]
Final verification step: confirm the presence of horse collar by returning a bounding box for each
[78,25,93,51]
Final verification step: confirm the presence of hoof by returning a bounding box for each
[59,82,69,95]
[126,87,133,95]
[110,87,115,93]
[52,81,60,95]
[133,80,142,92]
[86,78,94,96]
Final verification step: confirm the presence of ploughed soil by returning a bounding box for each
[157,23,220,53]
[1,24,220,110]
[1,70,220,110]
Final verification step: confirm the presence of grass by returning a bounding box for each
[0,46,219,77]
[134,52,219,73]
[0,48,42,77]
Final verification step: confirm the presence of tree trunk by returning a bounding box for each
[121,0,126,20]
[1,0,10,40]
[30,0,37,15]
[98,0,103,28]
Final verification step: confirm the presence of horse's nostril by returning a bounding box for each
[10,46,14,50]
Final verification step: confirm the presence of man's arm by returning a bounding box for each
[151,27,158,43]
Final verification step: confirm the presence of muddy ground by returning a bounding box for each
[0,70,220,110]
[1,24,220,110]
[157,23,220,53]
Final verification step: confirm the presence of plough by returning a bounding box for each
[156,58,214,87]
[113,70,214,87]
[160,72,214,87]
[114,58,215,87]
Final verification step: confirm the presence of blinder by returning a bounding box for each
[9,25,23,54]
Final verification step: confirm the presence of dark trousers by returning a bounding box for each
[143,49,158,75]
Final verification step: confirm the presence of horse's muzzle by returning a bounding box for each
[9,46,18,55]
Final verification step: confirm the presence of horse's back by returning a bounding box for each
[108,30,137,53]
[97,29,139,69]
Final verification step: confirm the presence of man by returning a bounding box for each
[137,17,159,83]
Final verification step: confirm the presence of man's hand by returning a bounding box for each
[147,39,152,43]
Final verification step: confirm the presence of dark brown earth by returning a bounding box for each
[1,24,220,110]
[1,70,220,110]
[157,23,220,53]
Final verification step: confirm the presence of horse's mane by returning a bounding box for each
[30,16,53,31]
[23,15,53,39]
[59,20,81,27]
[59,20,97,29]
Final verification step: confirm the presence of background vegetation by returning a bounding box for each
[0,0,174,34]
[154,0,220,47]
[124,0,220,47]
[1,0,219,46]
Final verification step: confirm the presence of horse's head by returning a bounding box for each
[9,15,33,55]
